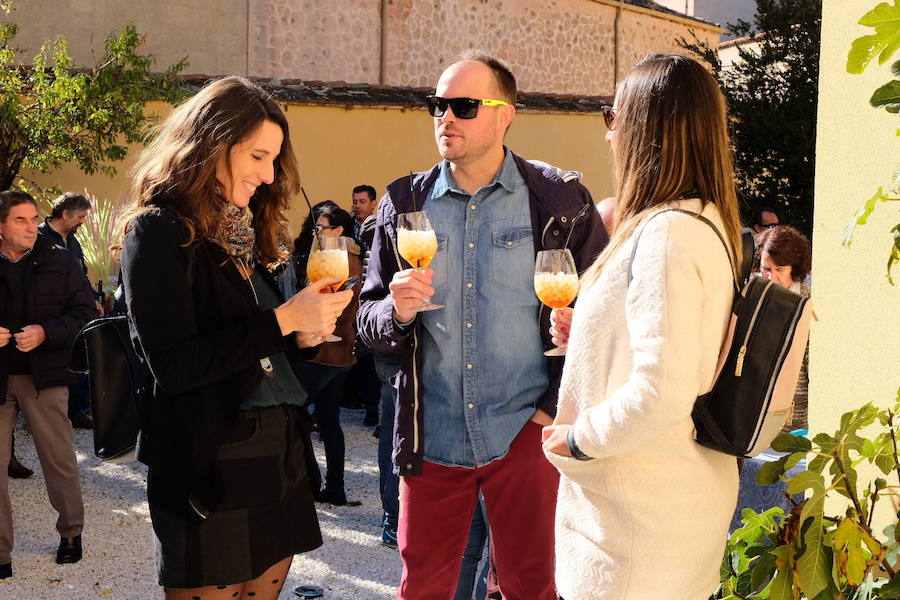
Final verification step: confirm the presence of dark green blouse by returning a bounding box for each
[239,272,308,410]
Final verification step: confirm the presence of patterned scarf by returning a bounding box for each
[215,201,257,265]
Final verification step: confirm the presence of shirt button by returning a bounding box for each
[553,230,560,237]
[468,242,475,248]
[466,322,473,328]
[466,363,473,370]
[467,403,475,409]
[406,463,413,470]
[466,282,473,288]
[470,204,477,210]
[561,216,568,223]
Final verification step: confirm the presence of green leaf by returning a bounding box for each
[880,571,900,599]
[771,432,812,453]
[849,33,889,74]
[757,455,790,485]
[860,438,877,458]
[848,2,900,71]
[832,517,875,585]
[787,471,830,598]
[871,79,900,112]
[751,550,778,593]
[768,566,793,600]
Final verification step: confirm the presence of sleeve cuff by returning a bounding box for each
[567,427,594,461]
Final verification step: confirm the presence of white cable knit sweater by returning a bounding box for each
[547,200,739,600]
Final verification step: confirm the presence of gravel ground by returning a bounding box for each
[1,409,401,599]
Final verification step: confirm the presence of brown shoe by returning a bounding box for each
[8,455,33,479]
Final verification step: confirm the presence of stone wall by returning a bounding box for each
[10,0,719,96]
[616,6,719,84]
[248,0,721,96]
[10,0,248,76]
[247,0,383,81]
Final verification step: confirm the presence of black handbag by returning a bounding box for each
[69,316,149,461]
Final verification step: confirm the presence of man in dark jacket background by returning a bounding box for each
[0,190,97,579]
[357,53,608,598]
[38,191,95,430]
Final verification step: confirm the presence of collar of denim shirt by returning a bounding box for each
[432,148,522,200]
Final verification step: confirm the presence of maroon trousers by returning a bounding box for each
[397,420,558,600]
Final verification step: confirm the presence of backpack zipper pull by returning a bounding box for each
[735,346,747,376]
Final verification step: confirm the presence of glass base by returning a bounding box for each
[416,301,444,312]
[324,334,341,342]
[543,346,567,357]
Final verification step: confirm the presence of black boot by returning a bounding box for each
[56,535,82,564]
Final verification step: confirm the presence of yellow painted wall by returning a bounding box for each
[813,2,900,517]
[25,101,615,233]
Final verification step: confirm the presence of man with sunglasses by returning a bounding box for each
[358,52,607,599]
[750,206,780,235]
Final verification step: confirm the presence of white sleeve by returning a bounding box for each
[572,214,707,458]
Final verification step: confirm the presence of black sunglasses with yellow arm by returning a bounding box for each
[426,95,511,119]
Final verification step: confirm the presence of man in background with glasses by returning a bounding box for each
[358,51,607,599]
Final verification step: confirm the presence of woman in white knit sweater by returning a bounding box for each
[541,55,743,599]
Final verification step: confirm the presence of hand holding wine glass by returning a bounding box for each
[534,249,579,356]
[396,211,443,312]
[305,235,350,342]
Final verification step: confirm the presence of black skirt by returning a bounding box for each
[147,405,323,588]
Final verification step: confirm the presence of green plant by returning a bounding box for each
[75,189,131,288]
[0,1,189,192]
[716,395,900,599]
[841,0,900,284]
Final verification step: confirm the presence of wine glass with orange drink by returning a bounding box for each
[534,249,579,356]
[397,211,444,312]
[306,235,350,341]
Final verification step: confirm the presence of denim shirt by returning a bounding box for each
[419,151,549,467]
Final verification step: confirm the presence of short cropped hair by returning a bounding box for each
[751,205,779,227]
[455,50,517,104]
[50,192,91,219]
[352,185,376,202]
[0,190,37,222]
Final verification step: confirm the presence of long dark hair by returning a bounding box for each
[119,76,300,266]
[582,54,743,287]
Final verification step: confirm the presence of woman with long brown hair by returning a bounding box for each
[541,55,742,598]
[118,76,352,600]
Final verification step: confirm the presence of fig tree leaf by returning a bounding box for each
[771,432,812,453]
[871,78,900,112]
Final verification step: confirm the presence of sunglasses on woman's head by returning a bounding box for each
[601,105,617,130]
[426,95,511,119]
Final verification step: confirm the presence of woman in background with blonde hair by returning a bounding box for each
[542,54,742,599]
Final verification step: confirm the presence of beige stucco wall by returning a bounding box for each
[8,0,248,76]
[812,1,900,516]
[25,101,614,263]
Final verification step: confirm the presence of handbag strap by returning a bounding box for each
[627,207,745,298]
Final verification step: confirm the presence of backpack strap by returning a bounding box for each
[627,208,741,297]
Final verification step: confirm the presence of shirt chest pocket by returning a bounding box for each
[491,227,533,288]
[430,234,449,289]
